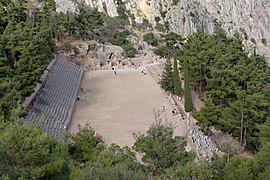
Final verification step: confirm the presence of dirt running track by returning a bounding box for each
[68,68,190,148]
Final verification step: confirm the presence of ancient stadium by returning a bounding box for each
[24,49,223,160]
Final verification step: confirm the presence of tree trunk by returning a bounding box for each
[240,112,244,146]
[7,54,14,69]
[243,128,246,147]
[32,11,36,27]
[199,58,203,95]
[199,80,202,95]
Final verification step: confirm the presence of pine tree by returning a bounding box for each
[184,58,193,112]
[0,123,69,179]
[173,57,181,95]
[160,59,174,92]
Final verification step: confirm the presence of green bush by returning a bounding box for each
[109,36,128,46]
[120,29,130,37]
[63,41,73,52]
[122,44,137,57]
[108,36,136,57]
[173,0,180,6]
[155,16,161,23]
[99,17,136,58]
[164,21,170,31]
[161,11,167,18]
[251,38,256,44]
[154,46,171,58]
[261,38,267,46]
[143,32,159,46]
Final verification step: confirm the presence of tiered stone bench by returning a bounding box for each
[27,60,83,138]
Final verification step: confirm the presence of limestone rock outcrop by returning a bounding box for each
[55,0,270,61]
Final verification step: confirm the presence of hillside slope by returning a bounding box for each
[55,0,270,62]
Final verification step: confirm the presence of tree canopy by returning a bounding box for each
[0,123,70,179]
[173,57,181,95]
[176,30,270,150]
[1,0,270,179]
[184,58,193,112]
[0,0,55,122]
[160,59,174,92]
[133,112,195,174]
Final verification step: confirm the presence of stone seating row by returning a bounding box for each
[27,60,83,138]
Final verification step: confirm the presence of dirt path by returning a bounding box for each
[69,68,192,150]
[191,90,204,111]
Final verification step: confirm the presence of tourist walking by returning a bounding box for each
[112,67,117,75]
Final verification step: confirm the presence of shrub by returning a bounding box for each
[63,41,72,52]
[154,46,171,58]
[164,21,170,31]
[155,23,166,32]
[143,33,159,46]
[261,38,267,46]
[138,45,144,50]
[155,16,161,23]
[251,38,256,44]
[122,44,137,57]
[120,29,130,37]
[161,11,167,18]
[173,0,180,6]
[109,36,128,46]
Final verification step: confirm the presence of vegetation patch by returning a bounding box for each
[172,0,180,6]
[155,23,166,32]
[143,32,159,46]
[176,30,270,150]
[261,38,267,46]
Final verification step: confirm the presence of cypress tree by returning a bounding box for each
[173,57,181,95]
[184,58,193,112]
[160,59,174,92]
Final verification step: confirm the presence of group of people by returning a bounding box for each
[111,67,146,75]
[160,105,178,116]
[80,87,90,94]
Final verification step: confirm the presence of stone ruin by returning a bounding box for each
[96,44,126,69]
[181,117,221,161]
[26,59,83,138]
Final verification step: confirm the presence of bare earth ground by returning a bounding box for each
[68,68,192,150]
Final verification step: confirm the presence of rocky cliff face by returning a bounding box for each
[55,0,270,60]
